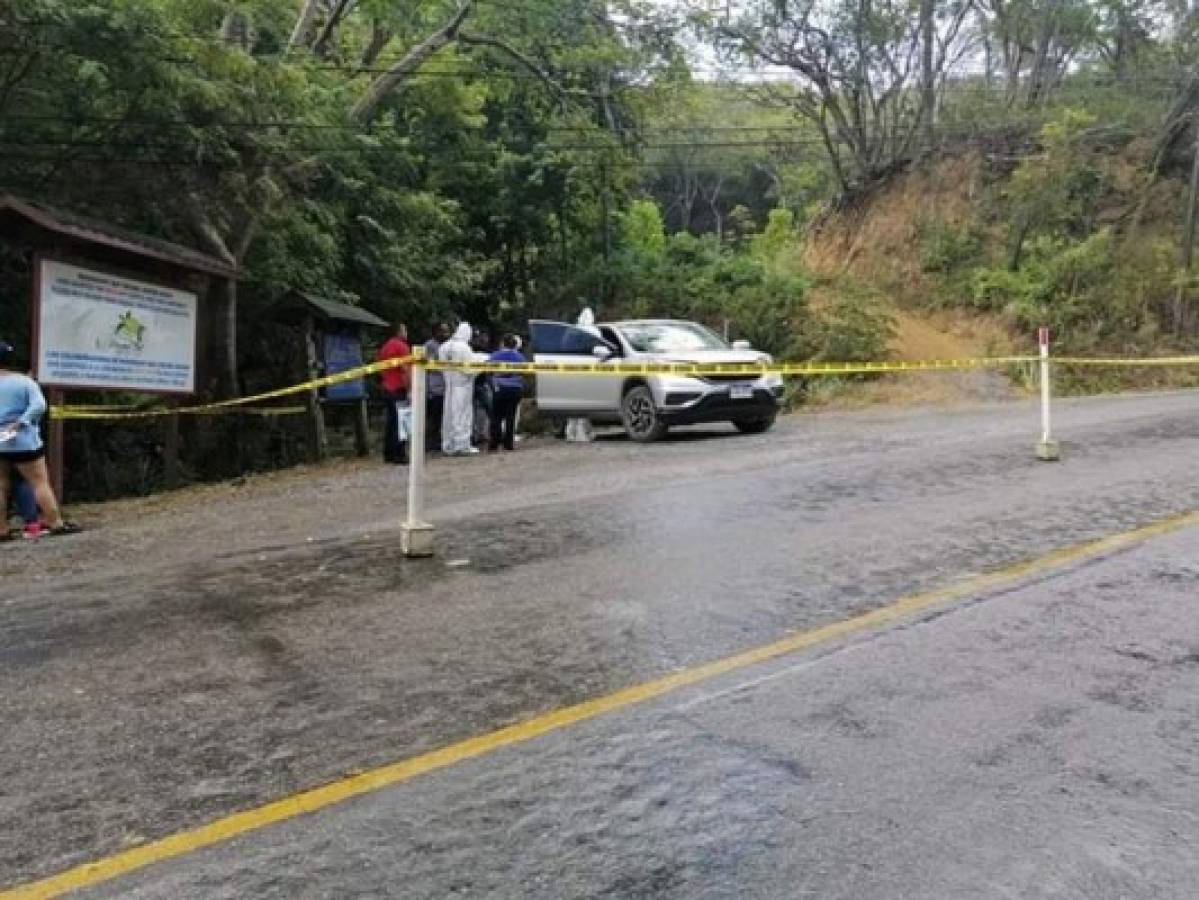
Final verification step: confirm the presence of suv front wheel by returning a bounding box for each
[622,384,668,442]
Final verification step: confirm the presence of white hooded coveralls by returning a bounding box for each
[439,323,478,455]
[566,308,598,443]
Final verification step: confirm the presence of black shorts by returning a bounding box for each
[0,447,45,464]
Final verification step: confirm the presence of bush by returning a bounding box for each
[918,218,982,273]
[608,203,892,366]
[610,229,812,358]
[971,267,1040,312]
[970,230,1115,338]
[726,271,809,358]
[918,219,980,273]
[813,290,896,363]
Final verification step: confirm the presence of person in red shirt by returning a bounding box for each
[378,323,412,464]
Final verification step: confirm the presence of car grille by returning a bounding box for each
[702,374,760,383]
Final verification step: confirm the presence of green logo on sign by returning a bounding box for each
[113,311,147,351]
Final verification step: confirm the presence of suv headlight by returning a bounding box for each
[756,355,782,388]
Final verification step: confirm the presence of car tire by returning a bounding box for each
[622,385,668,442]
[734,415,776,435]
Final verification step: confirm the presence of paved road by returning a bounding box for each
[92,523,1199,900]
[4,390,1199,897]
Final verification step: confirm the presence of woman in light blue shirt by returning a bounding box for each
[0,340,75,537]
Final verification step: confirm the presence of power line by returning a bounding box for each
[0,75,1176,136]
[0,81,1160,152]
[0,118,1029,137]
[0,113,355,130]
[0,123,1076,171]
[0,105,1075,172]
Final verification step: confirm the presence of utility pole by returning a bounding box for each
[599,154,612,317]
[1176,114,1199,334]
[596,65,617,318]
[920,0,936,156]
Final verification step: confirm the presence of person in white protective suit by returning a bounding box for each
[565,308,598,443]
[439,323,482,456]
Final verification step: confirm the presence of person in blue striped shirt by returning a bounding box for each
[0,340,78,538]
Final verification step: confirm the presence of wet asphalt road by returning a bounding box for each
[4,390,1199,896]
[91,522,1199,900]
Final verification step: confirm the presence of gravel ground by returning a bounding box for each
[3,390,1199,894]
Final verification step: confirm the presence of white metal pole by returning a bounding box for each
[401,352,436,556]
[1036,328,1060,461]
[1040,341,1052,443]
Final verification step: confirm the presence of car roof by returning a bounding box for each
[605,319,701,328]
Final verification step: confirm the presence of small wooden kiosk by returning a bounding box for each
[273,291,389,461]
[0,195,238,496]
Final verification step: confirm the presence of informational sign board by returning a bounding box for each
[323,327,366,402]
[35,259,198,394]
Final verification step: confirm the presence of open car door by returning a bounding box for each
[529,319,620,416]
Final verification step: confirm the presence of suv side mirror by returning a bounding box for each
[592,344,613,360]
[732,339,753,351]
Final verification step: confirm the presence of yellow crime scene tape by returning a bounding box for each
[50,357,414,421]
[426,356,1039,377]
[44,351,1199,421]
[1053,355,1199,366]
[57,406,307,420]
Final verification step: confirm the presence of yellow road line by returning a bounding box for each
[7,509,1198,899]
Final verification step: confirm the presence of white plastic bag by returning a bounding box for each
[396,404,412,442]
[565,417,594,442]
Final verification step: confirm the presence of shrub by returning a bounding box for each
[970,230,1115,339]
[918,218,982,273]
[726,270,809,358]
[813,290,896,363]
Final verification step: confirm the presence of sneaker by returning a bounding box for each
[23,522,46,540]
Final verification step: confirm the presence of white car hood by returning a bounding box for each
[647,350,770,365]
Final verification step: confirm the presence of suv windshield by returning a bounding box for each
[618,322,727,353]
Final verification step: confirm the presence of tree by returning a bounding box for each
[620,199,667,258]
[704,0,973,193]
[639,79,815,236]
[751,208,797,265]
[0,0,654,394]
[975,0,1098,108]
[1004,109,1101,269]
[1094,0,1160,76]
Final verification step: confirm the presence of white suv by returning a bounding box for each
[530,318,784,442]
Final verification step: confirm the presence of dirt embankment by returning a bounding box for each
[797,155,1022,408]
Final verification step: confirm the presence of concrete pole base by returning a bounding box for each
[401,523,436,558]
[1036,439,1061,462]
